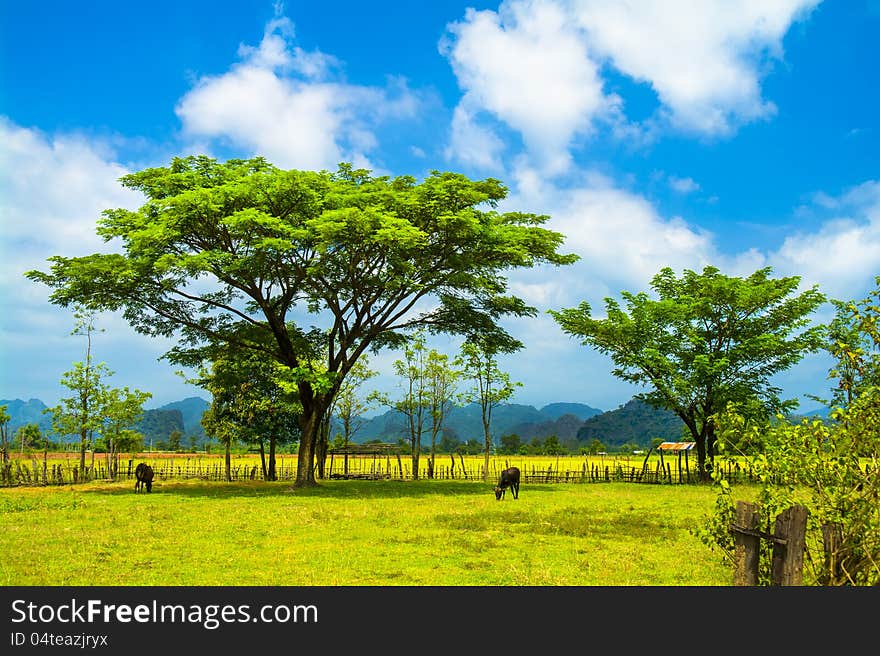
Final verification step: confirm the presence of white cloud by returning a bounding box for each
[770,180,880,300]
[441,0,819,174]
[0,118,202,407]
[503,164,722,305]
[176,11,421,170]
[445,104,506,173]
[0,118,137,282]
[669,176,700,194]
[567,0,820,136]
[442,0,612,174]
[499,166,880,317]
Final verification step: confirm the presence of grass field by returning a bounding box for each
[0,476,749,586]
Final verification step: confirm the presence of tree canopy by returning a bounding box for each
[550,265,827,478]
[27,156,577,486]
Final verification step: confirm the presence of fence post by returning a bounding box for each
[771,504,808,586]
[733,501,761,586]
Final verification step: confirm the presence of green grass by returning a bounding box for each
[0,478,744,586]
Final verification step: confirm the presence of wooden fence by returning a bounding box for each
[0,453,759,488]
[731,500,808,585]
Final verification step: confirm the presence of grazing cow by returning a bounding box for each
[494,466,520,500]
[134,463,154,493]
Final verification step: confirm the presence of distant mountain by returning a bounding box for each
[349,402,603,445]
[509,413,588,450]
[539,402,603,421]
[576,398,685,448]
[352,403,546,443]
[798,406,832,419]
[135,409,185,445]
[158,397,209,437]
[1,396,211,445]
[0,398,53,435]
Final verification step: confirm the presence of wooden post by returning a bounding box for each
[771,504,808,586]
[733,501,761,586]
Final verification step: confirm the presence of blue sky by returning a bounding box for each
[2,0,879,414]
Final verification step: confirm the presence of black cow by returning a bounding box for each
[134,463,154,493]
[494,466,520,500]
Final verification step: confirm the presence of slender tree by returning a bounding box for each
[101,386,151,478]
[48,309,111,477]
[456,337,521,482]
[325,355,379,477]
[15,423,42,455]
[550,265,826,479]
[425,348,459,478]
[814,276,880,410]
[382,333,430,480]
[193,349,300,481]
[27,156,576,487]
[0,404,10,466]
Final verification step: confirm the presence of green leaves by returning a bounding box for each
[550,265,828,477]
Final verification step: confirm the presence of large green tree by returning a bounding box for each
[550,265,826,479]
[28,156,577,486]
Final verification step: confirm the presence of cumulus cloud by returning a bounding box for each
[0,118,137,284]
[503,163,722,306]
[770,180,880,301]
[0,118,201,406]
[567,0,820,136]
[442,0,613,174]
[442,0,819,174]
[176,10,422,170]
[445,105,507,172]
[501,168,880,316]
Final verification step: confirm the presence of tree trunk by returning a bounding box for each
[411,445,420,481]
[224,438,231,482]
[482,421,491,483]
[259,437,267,480]
[79,431,87,473]
[692,426,710,482]
[315,415,330,480]
[108,437,116,480]
[705,420,717,476]
[268,436,277,481]
[295,410,321,488]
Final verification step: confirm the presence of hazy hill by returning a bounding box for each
[159,397,209,437]
[135,408,185,446]
[539,402,602,421]
[0,396,210,445]
[0,398,54,434]
[348,402,603,444]
[576,398,685,448]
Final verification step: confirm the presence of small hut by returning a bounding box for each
[657,441,696,482]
